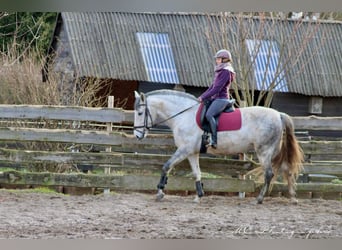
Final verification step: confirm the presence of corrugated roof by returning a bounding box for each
[56,12,342,97]
[277,19,342,97]
[61,12,216,88]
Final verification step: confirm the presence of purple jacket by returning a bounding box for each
[200,66,234,101]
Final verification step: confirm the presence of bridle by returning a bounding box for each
[133,100,198,138]
[133,103,153,138]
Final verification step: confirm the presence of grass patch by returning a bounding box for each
[331,179,342,184]
[0,167,19,172]
[1,186,63,195]
[31,186,60,194]
[184,171,222,179]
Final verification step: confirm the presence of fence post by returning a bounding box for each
[238,153,246,199]
[103,96,114,194]
[238,100,247,199]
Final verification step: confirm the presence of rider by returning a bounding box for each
[198,49,235,149]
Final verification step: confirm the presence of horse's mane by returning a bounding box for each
[145,89,198,102]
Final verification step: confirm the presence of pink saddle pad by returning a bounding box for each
[196,103,242,131]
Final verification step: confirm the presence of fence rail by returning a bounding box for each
[0,104,132,123]
[292,116,342,130]
[1,104,341,130]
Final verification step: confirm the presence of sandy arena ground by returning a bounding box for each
[0,190,341,239]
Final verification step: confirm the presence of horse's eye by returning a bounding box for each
[138,111,143,116]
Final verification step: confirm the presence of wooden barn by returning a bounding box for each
[43,12,342,121]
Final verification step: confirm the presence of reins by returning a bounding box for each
[133,101,198,134]
[152,103,198,127]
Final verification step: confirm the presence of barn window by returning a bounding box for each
[136,32,179,84]
[308,96,323,114]
[246,39,288,92]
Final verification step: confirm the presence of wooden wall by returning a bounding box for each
[271,92,310,116]
[95,79,138,110]
[272,93,342,138]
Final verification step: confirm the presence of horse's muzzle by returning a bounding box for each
[134,129,145,140]
[136,134,143,140]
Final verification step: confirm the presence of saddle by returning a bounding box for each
[199,99,236,133]
[196,99,242,153]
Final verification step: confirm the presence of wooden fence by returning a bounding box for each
[0,104,341,198]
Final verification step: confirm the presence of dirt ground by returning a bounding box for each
[0,189,341,239]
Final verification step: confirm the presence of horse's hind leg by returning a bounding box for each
[284,168,298,204]
[256,149,275,204]
[257,163,274,204]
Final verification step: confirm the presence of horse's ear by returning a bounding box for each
[140,93,146,102]
[134,91,140,99]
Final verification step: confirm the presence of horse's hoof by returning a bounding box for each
[290,198,298,205]
[256,196,263,204]
[193,196,201,203]
[156,190,165,201]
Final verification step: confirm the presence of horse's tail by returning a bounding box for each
[272,113,304,181]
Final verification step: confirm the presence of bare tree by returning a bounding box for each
[0,13,107,107]
[205,12,327,107]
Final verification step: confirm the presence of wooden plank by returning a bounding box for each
[300,141,342,155]
[4,126,342,158]
[292,116,342,130]
[102,175,255,193]
[0,104,341,131]
[0,127,174,147]
[3,126,342,158]
[0,104,127,123]
[120,154,255,176]
[308,175,339,183]
[0,148,123,165]
[0,148,256,176]
[124,110,134,124]
[0,127,124,145]
[271,182,342,193]
[303,162,342,176]
[0,171,255,193]
[1,170,340,194]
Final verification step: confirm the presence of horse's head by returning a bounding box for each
[133,91,152,140]
[133,89,199,140]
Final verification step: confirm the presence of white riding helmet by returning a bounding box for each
[214,49,232,61]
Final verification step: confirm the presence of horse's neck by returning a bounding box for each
[150,96,197,128]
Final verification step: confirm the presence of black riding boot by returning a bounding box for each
[208,117,218,149]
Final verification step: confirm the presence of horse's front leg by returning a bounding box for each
[156,148,189,201]
[187,154,204,203]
